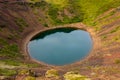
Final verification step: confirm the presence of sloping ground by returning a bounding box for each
[88,7,120,79]
[95,7,120,66]
[0,0,120,80]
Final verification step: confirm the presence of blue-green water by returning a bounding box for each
[28,28,93,66]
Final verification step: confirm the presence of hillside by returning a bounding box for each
[0,0,120,80]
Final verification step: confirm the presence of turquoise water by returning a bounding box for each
[28,28,93,66]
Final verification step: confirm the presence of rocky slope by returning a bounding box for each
[0,0,120,80]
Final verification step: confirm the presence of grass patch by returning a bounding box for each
[48,6,62,25]
[0,69,16,76]
[49,0,120,25]
[28,0,120,26]
[0,44,22,58]
[110,26,120,33]
[26,63,39,68]
[0,38,8,45]
[15,18,28,31]
[45,0,69,8]
[28,0,47,8]
[1,59,39,68]
[2,59,23,66]
[27,0,41,4]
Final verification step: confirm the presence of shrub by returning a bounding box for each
[43,23,49,27]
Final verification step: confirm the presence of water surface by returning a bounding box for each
[28,28,93,66]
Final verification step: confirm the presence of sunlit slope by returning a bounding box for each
[0,0,120,79]
[45,0,120,25]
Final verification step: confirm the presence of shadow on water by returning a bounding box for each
[31,27,85,40]
[28,27,92,66]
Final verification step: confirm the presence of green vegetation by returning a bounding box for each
[15,18,28,27]
[18,69,29,75]
[27,0,41,4]
[0,69,16,76]
[45,69,59,79]
[0,43,21,58]
[72,0,120,25]
[27,0,120,26]
[114,59,120,64]
[28,0,47,8]
[2,59,23,66]
[43,23,49,27]
[97,10,116,21]
[110,26,120,33]
[0,38,8,45]
[48,6,62,25]
[0,44,20,58]
[45,0,69,8]
[0,0,120,79]
[24,76,36,80]
[26,0,120,26]
[47,5,84,25]
[26,63,39,68]
[64,71,91,80]
[15,18,28,32]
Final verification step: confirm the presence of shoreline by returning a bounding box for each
[21,22,101,68]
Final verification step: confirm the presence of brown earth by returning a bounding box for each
[0,1,120,80]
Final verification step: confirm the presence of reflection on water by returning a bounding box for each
[28,28,93,66]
